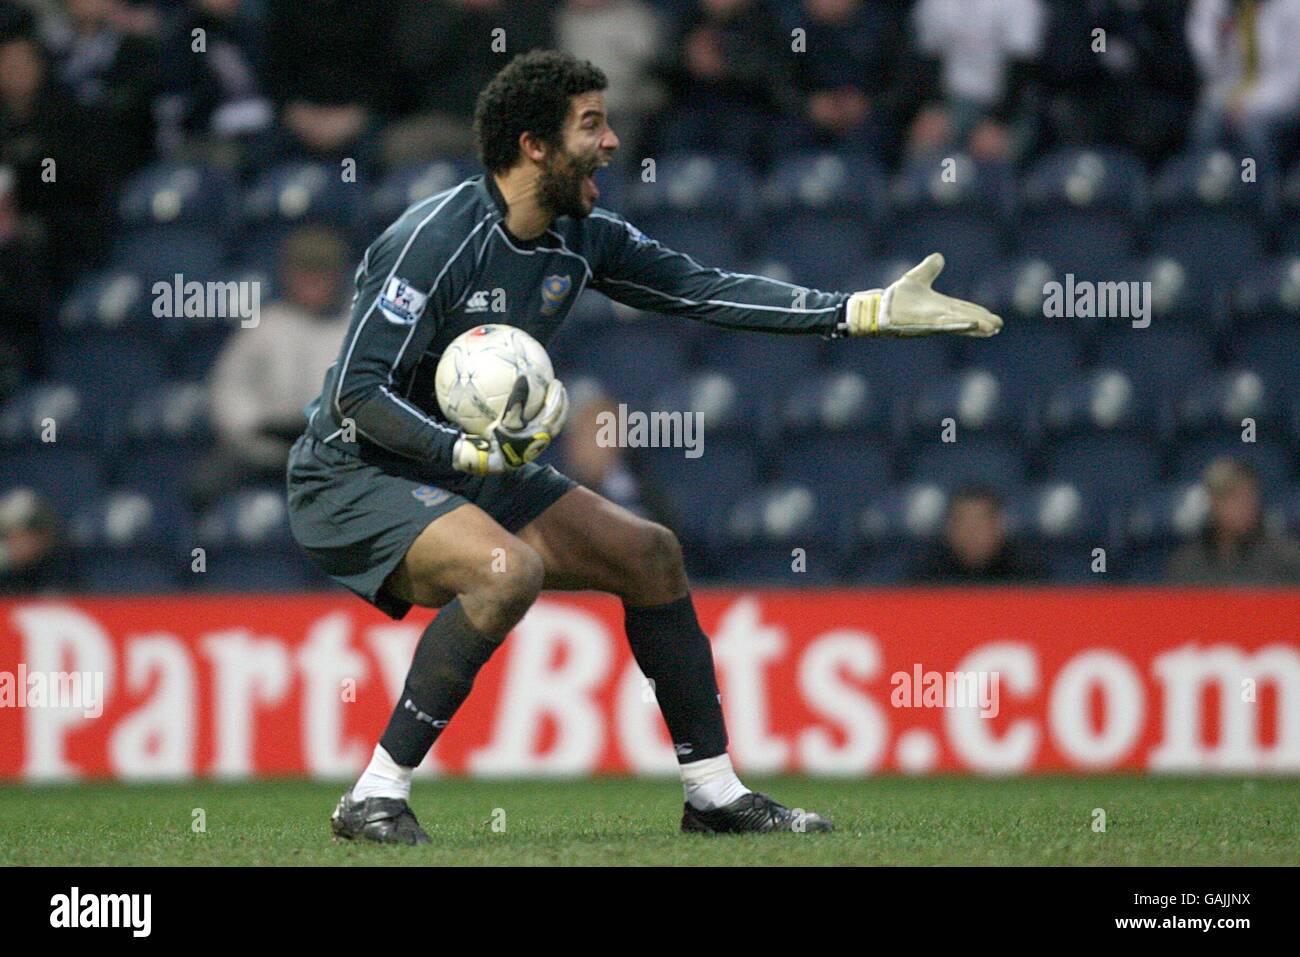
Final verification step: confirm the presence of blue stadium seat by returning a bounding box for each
[1281,161,1300,254]
[1004,481,1106,583]
[1019,148,1144,279]
[778,369,891,436]
[196,487,296,550]
[1171,438,1294,494]
[1121,480,1210,582]
[825,329,948,397]
[59,270,154,334]
[1232,255,1300,323]
[108,226,226,281]
[239,161,365,266]
[1040,370,1162,504]
[1086,326,1214,401]
[758,152,885,288]
[68,490,189,593]
[1173,369,1280,438]
[697,331,820,397]
[0,383,94,448]
[887,154,1013,292]
[708,483,838,584]
[906,436,1026,488]
[0,447,104,514]
[1150,150,1267,289]
[951,322,1082,407]
[118,161,237,231]
[842,482,951,582]
[623,153,758,270]
[1236,320,1300,393]
[48,334,167,425]
[902,369,1020,437]
[368,157,481,234]
[194,553,311,592]
[553,319,689,405]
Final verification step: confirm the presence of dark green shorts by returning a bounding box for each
[286,434,576,619]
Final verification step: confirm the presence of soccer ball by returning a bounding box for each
[435,324,554,436]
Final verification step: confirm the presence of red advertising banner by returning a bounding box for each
[0,589,1297,780]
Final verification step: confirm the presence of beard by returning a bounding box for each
[538,145,597,220]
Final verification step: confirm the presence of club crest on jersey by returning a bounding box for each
[411,484,452,507]
[378,277,428,325]
[539,275,571,316]
[465,289,491,314]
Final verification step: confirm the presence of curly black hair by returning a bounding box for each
[473,50,608,175]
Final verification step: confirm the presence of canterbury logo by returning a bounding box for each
[674,743,694,756]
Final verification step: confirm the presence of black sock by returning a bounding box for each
[378,599,500,768]
[624,593,728,763]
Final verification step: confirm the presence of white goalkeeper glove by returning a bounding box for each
[452,377,569,475]
[842,253,1002,338]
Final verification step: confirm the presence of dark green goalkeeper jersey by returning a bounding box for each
[304,173,850,469]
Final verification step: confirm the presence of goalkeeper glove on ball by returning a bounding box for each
[452,377,569,475]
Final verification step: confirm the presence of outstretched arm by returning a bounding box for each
[588,212,1001,339]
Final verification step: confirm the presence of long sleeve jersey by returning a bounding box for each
[304,173,850,469]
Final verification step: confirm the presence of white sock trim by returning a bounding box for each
[680,753,751,810]
[352,744,414,802]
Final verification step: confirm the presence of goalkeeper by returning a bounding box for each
[287,50,1001,845]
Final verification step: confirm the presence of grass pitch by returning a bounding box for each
[1,775,1296,866]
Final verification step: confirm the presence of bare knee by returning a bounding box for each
[462,542,544,638]
[621,522,686,604]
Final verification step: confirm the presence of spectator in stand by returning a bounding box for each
[0,27,110,287]
[907,0,1045,163]
[908,485,1046,584]
[1187,0,1300,172]
[1166,458,1300,585]
[0,164,51,399]
[156,0,272,159]
[0,487,68,595]
[45,0,161,182]
[194,226,351,506]
[649,0,798,168]
[783,0,926,166]
[559,387,673,527]
[259,0,398,165]
[555,0,665,161]
[387,0,554,164]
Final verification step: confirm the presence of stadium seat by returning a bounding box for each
[1004,481,1107,583]
[758,152,885,288]
[1232,255,1300,324]
[1281,161,1300,254]
[708,483,838,584]
[68,490,188,593]
[901,369,1020,437]
[58,270,154,334]
[777,369,891,437]
[0,382,93,448]
[196,487,297,550]
[1121,480,1211,582]
[117,161,237,231]
[49,334,167,426]
[622,153,758,269]
[886,153,1013,292]
[1019,148,1145,279]
[239,161,366,266]
[368,157,481,234]
[1086,326,1214,401]
[0,446,104,514]
[552,318,689,405]
[1173,369,1280,438]
[1235,320,1300,394]
[1170,438,1294,494]
[906,435,1026,489]
[842,482,952,583]
[108,226,227,281]
[950,322,1082,407]
[1149,150,1268,289]
[1040,370,1162,505]
[697,331,821,399]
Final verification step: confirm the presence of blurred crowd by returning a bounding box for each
[2,0,1299,594]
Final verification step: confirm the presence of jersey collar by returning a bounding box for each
[476,172,545,250]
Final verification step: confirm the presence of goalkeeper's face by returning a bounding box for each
[538,91,618,220]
